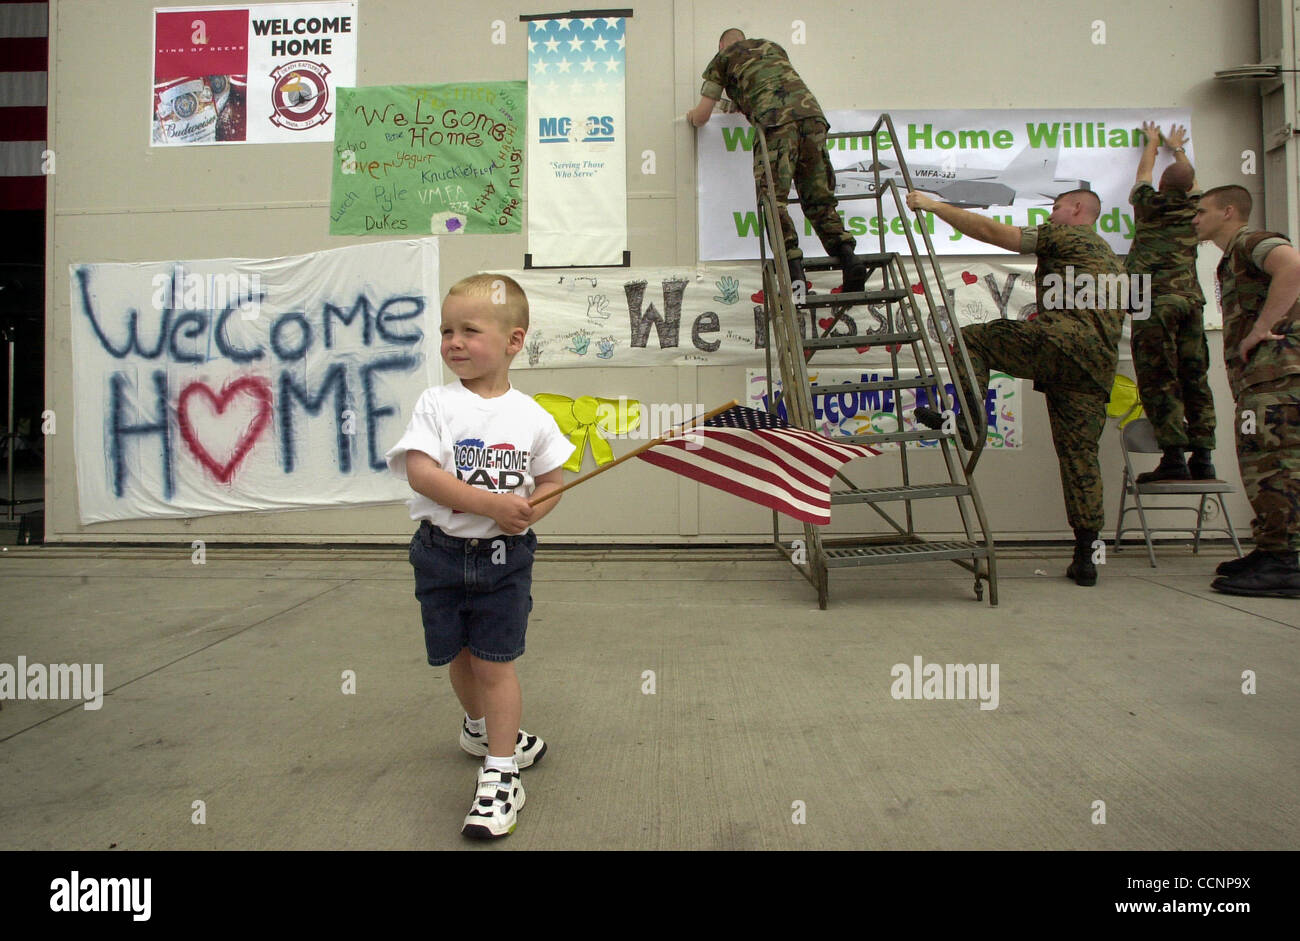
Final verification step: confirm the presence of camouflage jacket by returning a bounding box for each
[700,39,823,128]
[1023,222,1126,391]
[1218,228,1300,397]
[1124,182,1204,304]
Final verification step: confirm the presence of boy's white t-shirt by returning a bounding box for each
[385,380,575,538]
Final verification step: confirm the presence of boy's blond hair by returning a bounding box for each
[446,273,529,330]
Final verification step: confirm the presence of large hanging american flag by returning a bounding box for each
[636,406,879,524]
[0,0,47,211]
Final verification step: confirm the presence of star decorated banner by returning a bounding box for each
[526,14,629,266]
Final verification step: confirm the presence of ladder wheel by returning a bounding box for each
[973,580,984,601]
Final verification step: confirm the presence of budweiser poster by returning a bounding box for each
[151,2,358,146]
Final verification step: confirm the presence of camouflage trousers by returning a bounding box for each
[754,118,854,261]
[958,319,1110,531]
[1234,377,1300,551]
[1130,296,1216,449]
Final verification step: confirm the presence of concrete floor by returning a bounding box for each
[0,542,1296,851]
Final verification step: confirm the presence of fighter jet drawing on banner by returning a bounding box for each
[833,145,1090,209]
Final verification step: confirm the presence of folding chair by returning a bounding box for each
[1113,417,1244,567]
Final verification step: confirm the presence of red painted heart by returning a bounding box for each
[818,317,836,331]
[962,271,978,285]
[178,377,274,483]
[911,283,924,294]
[855,345,872,353]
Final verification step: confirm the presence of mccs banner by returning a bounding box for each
[151,2,358,145]
[526,14,629,266]
[697,108,1193,259]
[70,240,439,524]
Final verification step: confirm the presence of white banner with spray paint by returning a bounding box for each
[70,240,439,523]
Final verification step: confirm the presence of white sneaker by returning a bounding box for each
[461,767,525,839]
[459,721,548,768]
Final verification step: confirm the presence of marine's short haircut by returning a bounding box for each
[446,273,529,330]
[1058,188,1101,222]
[1202,184,1253,220]
[719,28,745,46]
[1159,162,1195,193]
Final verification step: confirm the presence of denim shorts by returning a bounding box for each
[409,520,537,665]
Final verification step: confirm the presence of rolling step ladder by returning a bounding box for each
[753,114,998,608]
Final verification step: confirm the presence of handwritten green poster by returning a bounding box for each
[330,82,525,236]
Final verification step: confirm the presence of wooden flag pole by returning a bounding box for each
[528,399,740,508]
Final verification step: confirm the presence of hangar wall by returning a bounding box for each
[44,0,1266,542]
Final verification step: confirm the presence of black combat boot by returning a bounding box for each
[787,256,808,295]
[1187,447,1216,480]
[1211,550,1300,598]
[1136,446,1191,484]
[838,244,867,293]
[1066,528,1099,586]
[1216,547,1266,576]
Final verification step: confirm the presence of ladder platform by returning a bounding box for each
[803,330,918,351]
[831,483,970,505]
[822,540,989,568]
[809,377,942,396]
[798,288,910,308]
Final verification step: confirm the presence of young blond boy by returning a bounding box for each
[385,274,573,837]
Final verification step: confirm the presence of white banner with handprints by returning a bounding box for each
[745,368,1025,449]
[508,261,1045,368]
[697,108,1193,259]
[70,239,439,523]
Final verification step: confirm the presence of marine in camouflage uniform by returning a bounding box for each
[905,187,1125,586]
[1126,181,1216,468]
[1213,226,1300,596]
[698,37,859,278]
[956,222,1126,536]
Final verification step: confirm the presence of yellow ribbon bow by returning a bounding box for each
[533,394,642,472]
[1107,375,1146,428]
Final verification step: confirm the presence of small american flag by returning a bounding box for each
[636,406,879,524]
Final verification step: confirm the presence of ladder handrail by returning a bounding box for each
[754,125,816,432]
[866,113,988,472]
